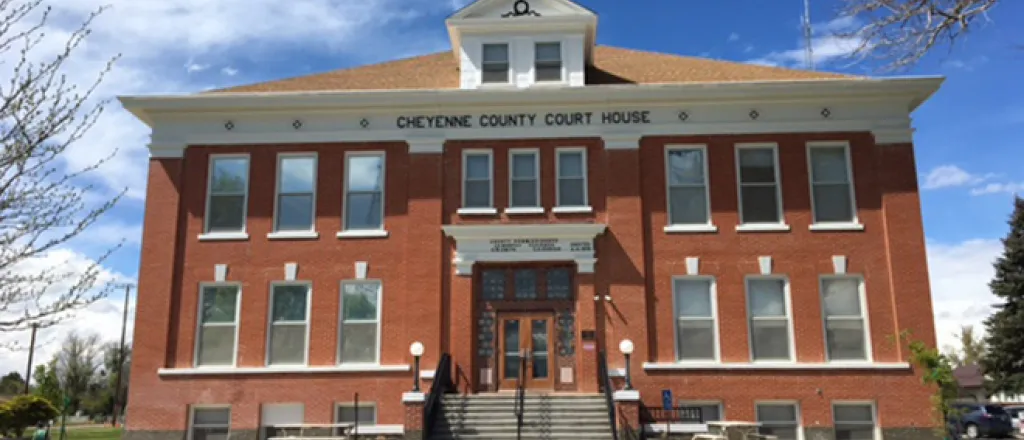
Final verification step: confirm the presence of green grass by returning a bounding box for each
[23,427,122,440]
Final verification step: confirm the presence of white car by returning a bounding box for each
[1006,406,1024,437]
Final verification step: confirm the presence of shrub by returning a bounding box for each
[1,395,58,438]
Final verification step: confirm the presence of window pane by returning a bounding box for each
[342,283,379,320]
[211,158,248,193]
[835,405,873,423]
[192,427,229,440]
[504,319,520,379]
[347,156,384,192]
[758,404,797,422]
[194,408,231,425]
[669,187,708,225]
[675,280,712,317]
[546,268,572,300]
[740,186,780,223]
[345,193,383,230]
[826,320,867,360]
[739,149,777,183]
[514,269,538,300]
[677,320,715,360]
[280,157,315,193]
[511,181,537,207]
[748,280,786,317]
[751,320,790,360]
[835,426,874,440]
[482,270,505,300]
[337,406,376,425]
[558,179,585,206]
[272,285,308,322]
[201,287,238,323]
[276,194,314,231]
[482,68,508,83]
[762,426,798,440]
[465,181,491,208]
[269,324,306,364]
[466,154,490,179]
[340,322,378,363]
[813,184,854,222]
[208,195,246,232]
[668,150,705,185]
[558,152,583,177]
[823,279,861,316]
[483,44,508,63]
[811,147,849,182]
[535,43,560,61]
[198,326,235,366]
[536,66,561,81]
[512,154,536,178]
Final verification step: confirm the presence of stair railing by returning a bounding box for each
[514,350,528,440]
[423,353,452,437]
[598,350,620,440]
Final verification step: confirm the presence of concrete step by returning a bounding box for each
[430,433,614,440]
[441,412,610,421]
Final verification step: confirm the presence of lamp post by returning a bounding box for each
[410,342,424,392]
[619,339,635,391]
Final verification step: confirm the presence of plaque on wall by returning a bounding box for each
[581,330,597,341]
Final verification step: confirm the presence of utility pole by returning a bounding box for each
[803,0,815,70]
[23,323,38,394]
[111,284,133,427]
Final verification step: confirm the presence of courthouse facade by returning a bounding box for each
[121,0,943,439]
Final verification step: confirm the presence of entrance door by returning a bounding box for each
[498,313,553,390]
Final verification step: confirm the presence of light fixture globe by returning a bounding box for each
[619,339,635,355]
[410,342,425,357]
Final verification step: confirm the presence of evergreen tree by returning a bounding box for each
[981,196,1024,395]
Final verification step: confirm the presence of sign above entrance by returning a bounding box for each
[395,111,652,130]
[442,224,607,276]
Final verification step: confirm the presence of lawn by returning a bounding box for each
[20,427,122,440]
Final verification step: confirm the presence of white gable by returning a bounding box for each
[451,0,595,20]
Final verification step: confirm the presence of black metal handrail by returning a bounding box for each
[598,350,620,440]
[642,406,705,425]
[423,353,452,437]
[514,350,527,440]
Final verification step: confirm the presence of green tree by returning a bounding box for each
[944,325,987,368]
[55,332,102,413]
[0,372,25,394]
[32,361,61,411]
[0,395,57,438]
[981,196,1024,394]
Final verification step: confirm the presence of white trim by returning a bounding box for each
[338,279,383,365]
[745,276,795,363]
[735,143,786,227]
[665,144,714,229]
[807,141,860,226]
[831,401,879,440]
[671,276,720,363]
[342,150,386,233]
[267,231,320,240]
[273,153,318,235]
[504,207,545,215]
[614,390,641,401]
[508,148,541,208]
[462,149,494,210]
[266,281,313,367]
[736,224,792,232]
[809,223,865,231]
[402,392,426,403]
[643,362,910,370]
[602,133,642,150]
[351,425,403,435]
[645,424,708,434]
[188,405,231,440]
[159,364,411,376]
[755,401,803,440]
[664,224,719,233]
[198,232,250,241]
[194,282,242,368]
[406,138,444,154]
[336,230,390,239]
[204,154,250,235]
[556,147,589,208]
[420,370,436,380]
[442,223,606,275]
[820,275,873,362]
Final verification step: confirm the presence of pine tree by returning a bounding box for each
[981,196,1024,395]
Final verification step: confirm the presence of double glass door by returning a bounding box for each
[498,313,553,390]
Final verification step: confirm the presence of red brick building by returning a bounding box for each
[120,0,942,439]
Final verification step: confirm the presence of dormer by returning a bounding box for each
[447,0,598,89]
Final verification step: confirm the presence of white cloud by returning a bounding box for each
[728,32,740,42]
[927,239,1001,353]
[746,17,863,68]
[221,66,239,76]
[186,60,210,73]
[921,165,992,190]
[970,182,1024,196]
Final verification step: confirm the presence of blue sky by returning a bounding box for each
[2,0,1021,374]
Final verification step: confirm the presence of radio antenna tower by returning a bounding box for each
[803,0,815,70]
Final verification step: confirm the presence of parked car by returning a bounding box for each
[1002,405,1024,436]
[948,403,1015,439]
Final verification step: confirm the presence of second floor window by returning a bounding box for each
[556,149,587,207]
[673,278,717,361]
[737,146,782,224]
[275,155,316,232]
[821,277,869,361]
[535,42,562,82]
[509,150,540,208]
[206,156,249,233]
[482,43,510,84]
[667,147,710,225]
[268,284,310,365]
[344,153,385,231]
[340,281,381,364]
[196,285,240,367]
[463,151,493,208]
[747,278,791,361]
[809,143,856,223]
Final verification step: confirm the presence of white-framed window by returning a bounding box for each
[666,145,711,226]
[195,284,241,367]
[482,43,510,84]
[509,149,540,208]
[463,150,493,209]
[189,406,231,440]
[821,276,870,361]
[757,403,801,440]
[672,277,718,362]
[267,283,311,366]
[274,154,317,232]
[736,144,783,224]
[832,402,877,440]
[261,403,304,439]
[535,42,562,82]
[746,277,793,361]
[339,280,381,364]
[205,155,250,233]
[556,148,587,207]
[343,152,385,231]
[334,402,377,435]
[679,401,723,423]
[808,142,857,224]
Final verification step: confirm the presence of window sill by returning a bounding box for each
[642,362,910,371]
[267,231,320,240]
[157,364,411,376]
[664,224,719,234]
[735,223,792,233]
[336,230,389,239]
[457,207,499,216]
[504,207,545,215]
[198,232,250,242]
[351,426,404,436]
[810,223,865,232]
[552,206,594,214]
